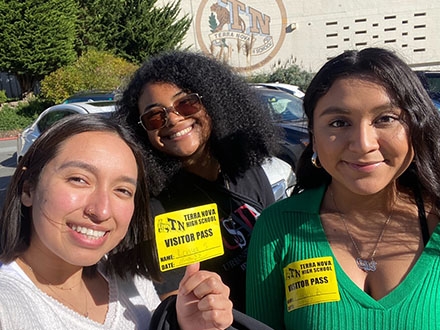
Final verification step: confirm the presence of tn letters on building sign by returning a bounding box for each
[196,0,287,71]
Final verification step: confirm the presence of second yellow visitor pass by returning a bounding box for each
[155,203,224,272]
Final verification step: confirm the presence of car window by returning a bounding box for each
[424,74,440,93]
[37,110,77,132]
[259,92,304,121]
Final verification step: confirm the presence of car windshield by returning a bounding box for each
[258,90,305,121]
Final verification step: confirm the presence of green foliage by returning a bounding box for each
[0,90,7,104]
[0,0,78,96]
[0,98,51,131]
[249,61,315,92]
[76,0,191,64]
[0,107,32,131]
[0,0,190,103]
[40,50,139,103]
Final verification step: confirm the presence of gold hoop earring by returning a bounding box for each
[311,152,322,168]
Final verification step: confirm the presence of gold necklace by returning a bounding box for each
[330,189,396,272]
[18,257,89,317]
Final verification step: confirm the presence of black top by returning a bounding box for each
[151,166,275,312]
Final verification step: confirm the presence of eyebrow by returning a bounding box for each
[58,160,137,186]
[318,106,350,117]
[318,102,396,117]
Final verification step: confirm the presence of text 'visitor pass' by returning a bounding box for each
[155,203,224,271]
[284,256,340,311]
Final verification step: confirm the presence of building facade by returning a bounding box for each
[161,0,440,74]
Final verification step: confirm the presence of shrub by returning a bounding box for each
[40,49,139,103]
[248,60,315,92]
[0,90,7,104]
[0,106,35,131]
[0,97,52,131]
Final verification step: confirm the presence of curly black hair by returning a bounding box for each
[294,47,440,210]
[114,50,281,195]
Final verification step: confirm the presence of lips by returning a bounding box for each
[344,160,383,171]
[70,224,107,240]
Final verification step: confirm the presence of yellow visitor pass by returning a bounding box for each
[284,256,340,311]
[155,203,224,272]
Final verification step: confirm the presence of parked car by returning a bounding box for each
[415,71,440,110]
[16,101,116,163]
[251,85,309,170]
[250,82,305,98]
[62,90,119,104]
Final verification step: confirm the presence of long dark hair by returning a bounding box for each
[114,50,281,195]
[294,47,440,209]
[0,114,161,281]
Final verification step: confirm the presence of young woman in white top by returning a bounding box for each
[0,114,233,330]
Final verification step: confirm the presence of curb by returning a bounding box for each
[0,136,18,141]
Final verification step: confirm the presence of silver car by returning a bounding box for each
[16,101,116,163]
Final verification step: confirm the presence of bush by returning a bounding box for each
[0,98,52,132]
[0,90,7,104]
[248,61,315,92]
[0,106,35,131]
[40,49,139,103]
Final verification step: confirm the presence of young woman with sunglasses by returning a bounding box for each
[114,50,281,313]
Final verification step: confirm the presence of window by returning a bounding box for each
[37,110,77,133]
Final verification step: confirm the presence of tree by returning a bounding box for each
[0,0,78,97]
[76,0,191,64]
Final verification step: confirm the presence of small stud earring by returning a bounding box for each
[311,152,322,168]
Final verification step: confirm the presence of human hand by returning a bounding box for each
[176,263,233,330]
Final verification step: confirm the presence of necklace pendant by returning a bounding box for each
[356,257,377,272]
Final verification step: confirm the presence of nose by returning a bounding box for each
[164,107,185,127]
[348,121,379,153]
[84,188,111,222]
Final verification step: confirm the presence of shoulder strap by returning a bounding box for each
[414,187,430,246]
[149,295,274,330]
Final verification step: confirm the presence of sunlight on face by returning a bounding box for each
[138,83,212,160]
[312,78,414,196]
[21,131,138,267]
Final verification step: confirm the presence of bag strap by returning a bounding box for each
[149,295,274,330]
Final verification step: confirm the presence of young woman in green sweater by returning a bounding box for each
[246,47,440,329]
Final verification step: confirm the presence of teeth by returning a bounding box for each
[169,126,192,139]
[71,225,106,240]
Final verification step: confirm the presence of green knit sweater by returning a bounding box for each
[246,185,440,330]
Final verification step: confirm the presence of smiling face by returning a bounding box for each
[138,82,212,160]
[312,77,414,196]
[21,131,138,267]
